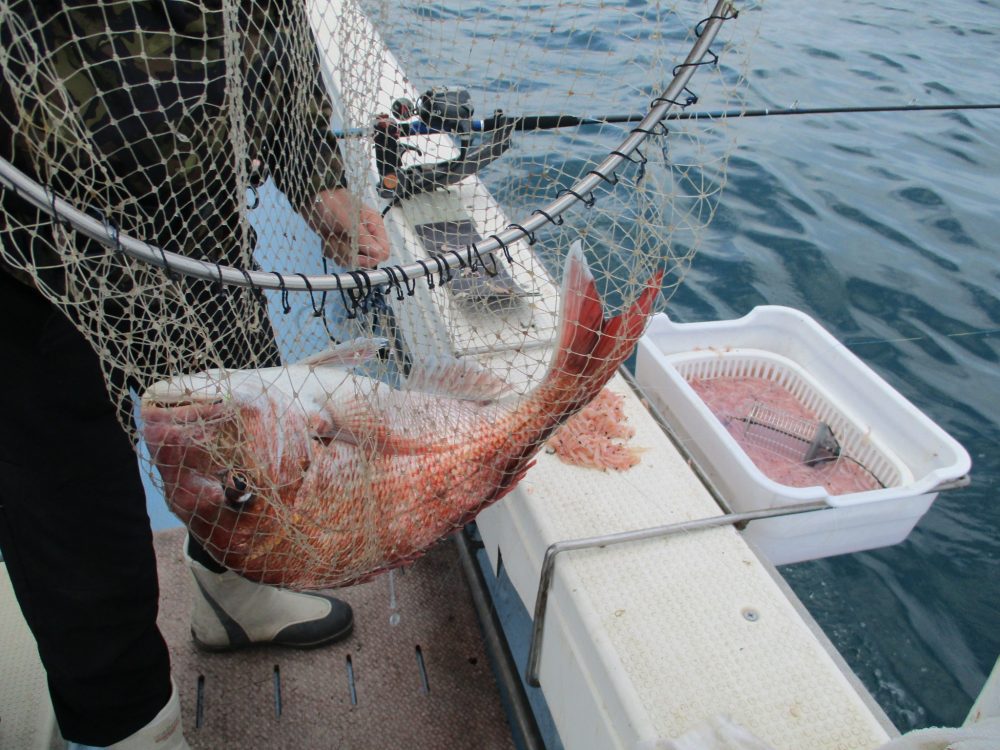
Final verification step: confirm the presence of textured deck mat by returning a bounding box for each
[154,528,515,749]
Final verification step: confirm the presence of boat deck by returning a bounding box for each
[476,374,898,749]
[153,528,514,749]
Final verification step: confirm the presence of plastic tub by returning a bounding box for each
[634,306,971,565]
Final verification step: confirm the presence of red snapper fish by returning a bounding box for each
[141,246,662,589]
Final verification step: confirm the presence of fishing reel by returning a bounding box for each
[373,87,512,202]
[417,87,474,136]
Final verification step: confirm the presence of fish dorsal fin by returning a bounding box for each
[404,357,512,401]
[294,338,388,369]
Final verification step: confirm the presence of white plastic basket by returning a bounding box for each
[634,306,971,565]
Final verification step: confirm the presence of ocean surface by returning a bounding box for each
[660,0,1000,731]
[674,1,1000,731]
[145,0,999,736]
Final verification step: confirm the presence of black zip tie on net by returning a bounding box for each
[382,265,406,301]
[488,234,514,264]
[674,54,717,78]
[611,146,648,183]
[369,283,390,314]
[631,121,670,138]
[332,272,356,319]
[557,187,597,208]
[296,272,326,318]
[531,208,564,227]
[469,243,499,276]
[345,269,375,315]
[695,6,739,38]
[654,5,736,111]
[212,262,227,298]
[352,273,389,317]
[447,247,468,273]
[646,7,735,121]
[102,217,123,256]
[416,258,435,290]
[397,265,417,297]
[430,253,452,286]
[159,241,178,282]
[274,272,291,314]
[319,257,334,315]
[49,186,70,228]
[588,168,619,187]
[652,85,700,109]
[506,223,537,246]
[463,244,482,274]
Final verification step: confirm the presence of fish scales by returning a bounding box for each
[141,247,662,589]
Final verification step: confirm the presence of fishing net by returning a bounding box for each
[0,0,752,588]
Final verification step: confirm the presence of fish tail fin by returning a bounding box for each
[483,245,661,504]
[546,242,663,403]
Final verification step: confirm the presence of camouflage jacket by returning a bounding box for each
[0,0,345,282]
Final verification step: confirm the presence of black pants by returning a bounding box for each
[0,273,261,745]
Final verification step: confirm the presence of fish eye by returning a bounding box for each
[223,472,253,506]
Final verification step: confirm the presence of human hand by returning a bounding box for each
[307,187,390,269]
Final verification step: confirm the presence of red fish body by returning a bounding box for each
[141,247,662,589]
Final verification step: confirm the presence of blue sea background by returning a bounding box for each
[144,0,1000,735]
[669,1,1000,731]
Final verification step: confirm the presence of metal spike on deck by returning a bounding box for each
[153,528,515,749]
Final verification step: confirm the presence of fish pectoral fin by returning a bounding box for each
[294,337,389,369]
[404,356,513,401]
[312,404,440,455]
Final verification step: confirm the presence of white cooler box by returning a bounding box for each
[634,306,971,565]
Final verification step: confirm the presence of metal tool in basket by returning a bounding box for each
[737,401,842,466]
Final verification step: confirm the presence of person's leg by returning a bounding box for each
[177,279,354,648]
[0,273,172,746]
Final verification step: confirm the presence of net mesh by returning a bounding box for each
[0,0,753,588]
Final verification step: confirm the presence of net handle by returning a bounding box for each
[0,0,737,292]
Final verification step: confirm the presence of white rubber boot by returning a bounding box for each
[185,541,353,651]
[105,679,189,749]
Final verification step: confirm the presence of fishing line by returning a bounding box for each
[845,327,1000,349]
[333,102,1000,138]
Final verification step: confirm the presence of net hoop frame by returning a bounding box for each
[0,0,736,293]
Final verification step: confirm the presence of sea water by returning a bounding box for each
[666,0,1000,730]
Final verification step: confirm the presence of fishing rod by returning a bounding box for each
[490,101,1000,130]
[368,90,1000,202]
[335,101,1000,138]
